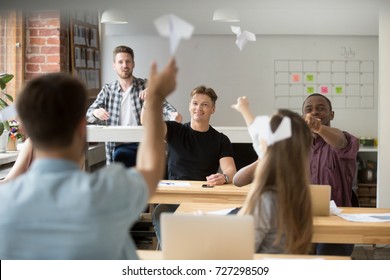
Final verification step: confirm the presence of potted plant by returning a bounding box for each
[0,73,14,136]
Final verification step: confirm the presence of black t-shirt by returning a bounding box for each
[166,121,234,180]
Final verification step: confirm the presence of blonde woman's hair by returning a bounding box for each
[240,109,313,254]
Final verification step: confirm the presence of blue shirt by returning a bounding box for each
[0,159,148,259]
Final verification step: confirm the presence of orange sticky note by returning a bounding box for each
[292,74,300,82]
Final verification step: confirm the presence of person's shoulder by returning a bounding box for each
[166,120,185,130]
[342,131,360,149]
[342,131,358,139]
[101,80,120,91]
[210,126,231,140]
[133,77,147,85]
[260,189,278,208]
[94,164,147,188]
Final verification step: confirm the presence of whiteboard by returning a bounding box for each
[274,59,375,109]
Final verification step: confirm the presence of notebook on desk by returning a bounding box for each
[310,185,331,216]
[161,213,254,260]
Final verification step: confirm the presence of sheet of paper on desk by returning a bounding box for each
[158,181,191,187]
[337,213,390,222]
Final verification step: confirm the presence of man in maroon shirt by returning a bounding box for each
[303,93,359,256]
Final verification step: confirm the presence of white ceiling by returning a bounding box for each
[100,0,385,36]
[4,0,386,36]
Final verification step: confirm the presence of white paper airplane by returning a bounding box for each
[231,26,256,50]
[154,14,194,55]
[248,115,292,158]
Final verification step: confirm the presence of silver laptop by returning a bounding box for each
[310,185,331,216]
[161,213,254,260]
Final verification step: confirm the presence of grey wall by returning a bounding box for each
[101,34,378,139]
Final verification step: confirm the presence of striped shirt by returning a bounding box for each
[86,77,177,163]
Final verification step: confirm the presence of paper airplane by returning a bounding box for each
[0,105,17,122]
[154,14,194,55]
[231,26,256,50]
[248,115,292,158]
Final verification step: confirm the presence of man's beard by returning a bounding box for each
[119,71,132,79]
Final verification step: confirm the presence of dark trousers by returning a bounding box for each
[315,243,354,256]
[152,204,179,247]
[113,143,139,167]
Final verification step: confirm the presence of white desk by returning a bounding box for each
[87,125,251,143]
[136,250,350,260]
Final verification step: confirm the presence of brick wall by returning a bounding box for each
[25,11,70,81]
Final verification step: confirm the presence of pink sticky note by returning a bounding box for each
[292,74,300,82]
[321,86,328,94]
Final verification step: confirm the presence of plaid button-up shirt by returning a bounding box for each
[86,77,177,164]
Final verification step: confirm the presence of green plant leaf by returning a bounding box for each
[0,74,14,90]
[0,122,4,136]
[0,98,8,109]
[3,93,13,102]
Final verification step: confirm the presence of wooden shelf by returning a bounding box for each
[69,11,101,96]
[357,149,378,208]
[357,183,377,187]
[358,146,377,152]
[359,204,376,208]
[357,182,377,207]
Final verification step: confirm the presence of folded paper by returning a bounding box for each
[154,14,194,55]
[248,115,292,158]
[231,26,256,50]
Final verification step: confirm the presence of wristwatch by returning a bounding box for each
[223,174,229,184]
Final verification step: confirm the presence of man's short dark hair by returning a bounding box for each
[190,85,218,105]
[302,93,332,111]
[113,45,134,62]
[16,73,87,149]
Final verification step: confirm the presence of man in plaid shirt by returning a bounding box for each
[86,45,181,166]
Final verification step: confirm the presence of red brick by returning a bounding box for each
[29,37,46,46]
[26,55,45,63]
[29,18,60,28]
[41,64,60,72]
[38,29,60,36]
[29,29,39,36]
[41,46,60,54]
[47,37,60,45]
[27,19,46,28]
[26,46,40,54]
[26,64,40,72]
[47,55,60,63]
[46,19,60,28]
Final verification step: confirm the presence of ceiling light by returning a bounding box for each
[212,8,240,22]
[101,9,128,24]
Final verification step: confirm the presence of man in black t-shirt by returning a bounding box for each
[142,85,237,246]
